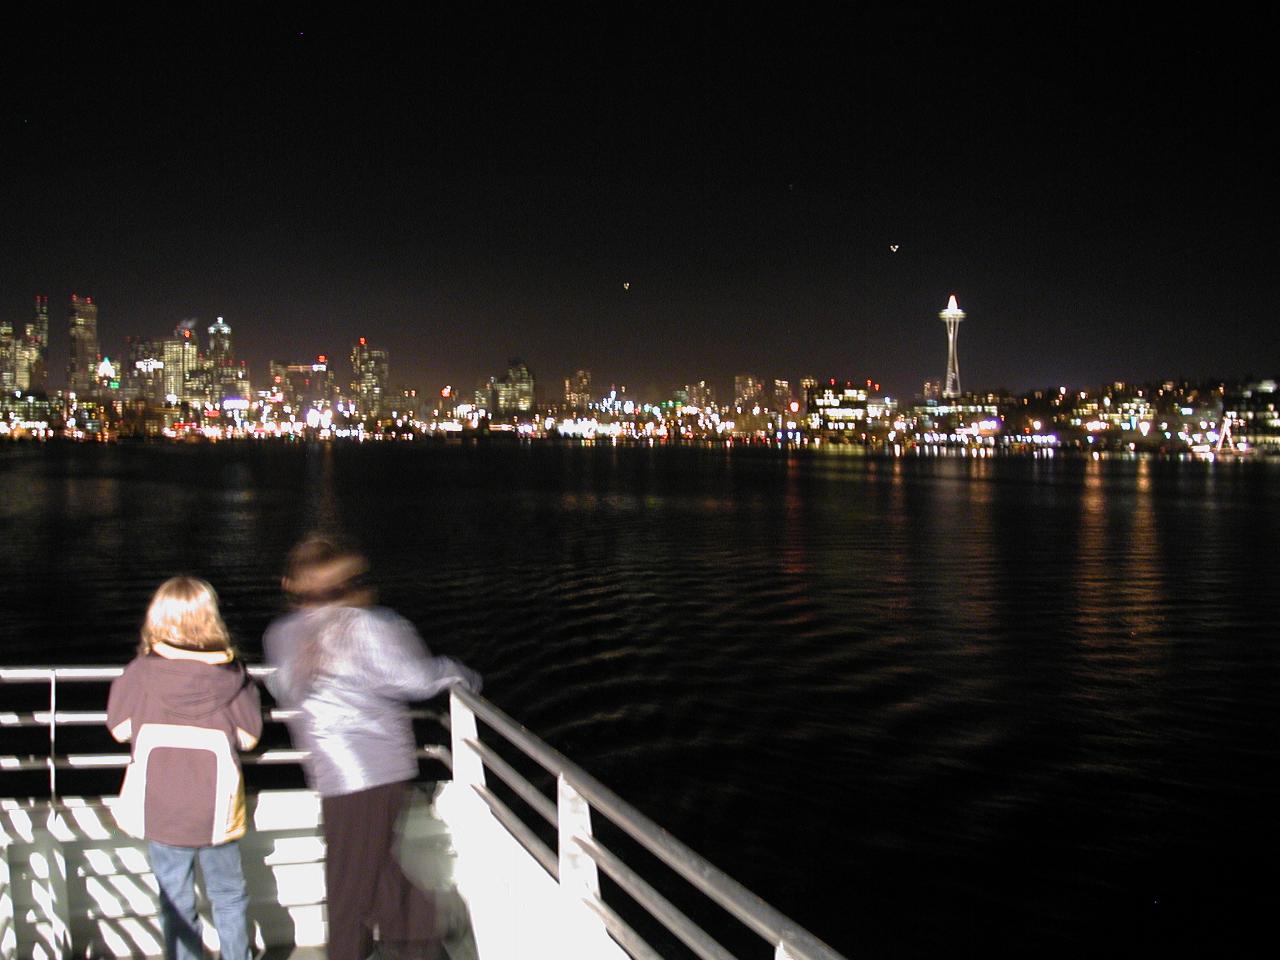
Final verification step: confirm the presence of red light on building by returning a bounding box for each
[359,337,367,346]
[317,355,328,364]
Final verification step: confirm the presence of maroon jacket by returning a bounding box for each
[107,643,262,846]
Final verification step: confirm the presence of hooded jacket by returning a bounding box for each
[263,605,480,797]
[106,643,263,846]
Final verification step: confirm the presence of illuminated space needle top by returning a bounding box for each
[939,294,965,399]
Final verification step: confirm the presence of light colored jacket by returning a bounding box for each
[263,605,481,797]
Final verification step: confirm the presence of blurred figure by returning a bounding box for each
[264,535,481,960]
[108,577,262,960]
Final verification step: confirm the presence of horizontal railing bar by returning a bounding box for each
[1,712,109,727]
[578,836,738,960]
[0,667,125,681]
[463,737,557,826]
[0,745,451,772]
[1,665,280,681]
[453,687,845,960]
[471,782,558,879]
[580,895,666,960]
[1,708,442,728]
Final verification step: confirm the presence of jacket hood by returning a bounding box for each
[142,649,250,721]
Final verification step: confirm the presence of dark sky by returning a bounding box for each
[3,10,1274,400]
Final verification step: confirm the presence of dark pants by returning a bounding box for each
[322,781,438,960]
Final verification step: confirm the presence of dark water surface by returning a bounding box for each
[2,442,1278,957]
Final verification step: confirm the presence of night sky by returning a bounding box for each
[3,10,1274,400]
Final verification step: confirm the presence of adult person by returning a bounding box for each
[107,576,262,960]
[263,535,481,960]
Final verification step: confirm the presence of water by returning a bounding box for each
[2,441,1277,957]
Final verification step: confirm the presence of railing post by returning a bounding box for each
[557,775,599,904]
[47,672,57,800]
[449,690,485,792]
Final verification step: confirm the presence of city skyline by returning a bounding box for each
[7,283,1276,408]
[3,12,1274,398]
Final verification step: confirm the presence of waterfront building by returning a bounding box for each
[495,358,536,415]
[939,294,965,399]
[1229,380,1280,449]
[350,337,389,419]
[807,379,869,432]
[67,295,100,394]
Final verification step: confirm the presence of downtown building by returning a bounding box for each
[1,296,51,395]
[349,337,389,419]
[206,317,252,403]
[494,359,536,416]
[67,295,100,395]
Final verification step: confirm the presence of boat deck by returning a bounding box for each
[2,667,847,960]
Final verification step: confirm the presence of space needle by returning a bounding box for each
[939,294,965,399]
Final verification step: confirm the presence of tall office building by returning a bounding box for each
[67,295,100,394]
[495,358,535,415]
[18,296,50,393]
[206,317,250,402]
[734,374,761,409]
[0,320,14,392]
[271,356,334,410]
[564,369,592,412]
[208,317,232,364]
[162,326,199,402]
[770,379,792,411]
[686,380,715,409]
[123,337,166,403]
[350,337,390,418]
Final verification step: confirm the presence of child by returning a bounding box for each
[107,577,262,960]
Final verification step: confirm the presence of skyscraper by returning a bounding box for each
[564,369,592,412]
[18,296,50,393]
[495,359,535,415]
[67,295,100,394]
[123,336,166,403]
[207,317,232,364]
[206,317,250,402]
[0,320,14,392]
[686,380,714,409]
[350,337,389,419]
[734,374,761,409]
[163,325,199,402]
[939,294,965,399]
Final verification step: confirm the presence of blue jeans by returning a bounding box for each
[148,840,251,960]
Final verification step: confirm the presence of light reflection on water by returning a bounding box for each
[1,442,1277,957]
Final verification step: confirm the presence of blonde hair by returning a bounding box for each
[139,577,234,655]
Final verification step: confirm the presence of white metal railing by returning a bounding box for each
[448,685,848,960]
[2,666,848,960]
[0,666,447,796]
